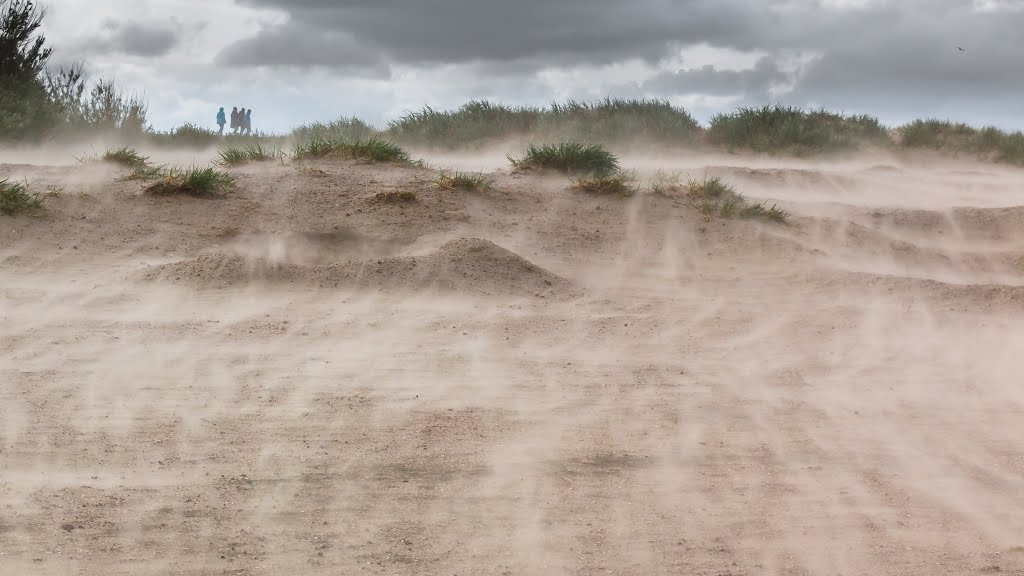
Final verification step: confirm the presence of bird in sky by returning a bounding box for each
[957,46,967,52]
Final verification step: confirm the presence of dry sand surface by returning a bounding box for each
[2,146,1024,575]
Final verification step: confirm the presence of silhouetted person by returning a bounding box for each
[237,108,246,135]
[216,107,226,135]
[243,109,252,135]
[230,107,239,134]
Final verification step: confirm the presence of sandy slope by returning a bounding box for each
[2,147,1024,576]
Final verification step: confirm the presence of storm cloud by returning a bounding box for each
[83,21,183,58]
[38,0,1024,132]
[213,0,1024,119]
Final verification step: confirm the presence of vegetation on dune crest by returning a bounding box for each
[898,120,1024,165]
[435,169,492,192]
[144,166,236,197]
[387,100,540,145]
[4,0,1024,169]
[509,142,620,177]
[293,137,411,163]
[385,98,701,147]
[0,178,45,216]
[291,117,377,143]
[707,105,889,155]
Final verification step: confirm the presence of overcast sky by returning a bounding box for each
[38,0,1024,134]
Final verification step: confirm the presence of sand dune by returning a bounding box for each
[2,148,1024,575]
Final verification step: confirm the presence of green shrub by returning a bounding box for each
[509,142,620,176]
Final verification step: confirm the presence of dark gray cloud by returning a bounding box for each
[215,23,389,76]
[643,57,788,101]
[226,0,765,67]
[82,21,182,57]
[218,0,1024,107]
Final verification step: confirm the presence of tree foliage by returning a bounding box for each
[1,0,148,140]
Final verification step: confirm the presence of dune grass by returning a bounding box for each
[435,170,493,192]
[570,170,639,196]
[102,146,149,168]
[217,144,281,166]
[291,117,376,143]
[898,120,1024,165]
[120,164,166,182]
[293,137,410,163]
[686,176,737,200]
[685,175,789,224]
[707,105,889,155]
[509,142,620,177]
[145,167,236,197]
[0,179,46,216]
[386,98,701,147]
[648,170,686,197]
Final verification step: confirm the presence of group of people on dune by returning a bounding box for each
[216,107,253,136]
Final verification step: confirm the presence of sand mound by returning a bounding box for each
[140,238,570,297]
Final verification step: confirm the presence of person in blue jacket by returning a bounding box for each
[216,107,226,135]
[243,109,252,135]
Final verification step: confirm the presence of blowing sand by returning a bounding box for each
[2,148,1024,575]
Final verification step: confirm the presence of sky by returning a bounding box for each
[37,0,1024,134]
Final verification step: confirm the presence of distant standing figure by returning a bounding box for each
[230,107,239,134]
[238,108,246,135]
[243,109,252,135]
[216,107,226,135]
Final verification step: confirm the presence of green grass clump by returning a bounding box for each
[293,137,337,159]
[685,175,789,225]
[570,171,639,196]
[339,138,410,162]
[217,144,280,166]
[435,170,492,191]
[707,105,889,155]
[898,120,1024,166]
[294,137,410,163]
[103,146,149,168]
[145,167,236,197]
[120,164,165,181]
[0,179,45,216]
[686,176,737,200]
[509,142,620,177]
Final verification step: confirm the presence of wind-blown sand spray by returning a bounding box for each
[2,145,1024,575]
